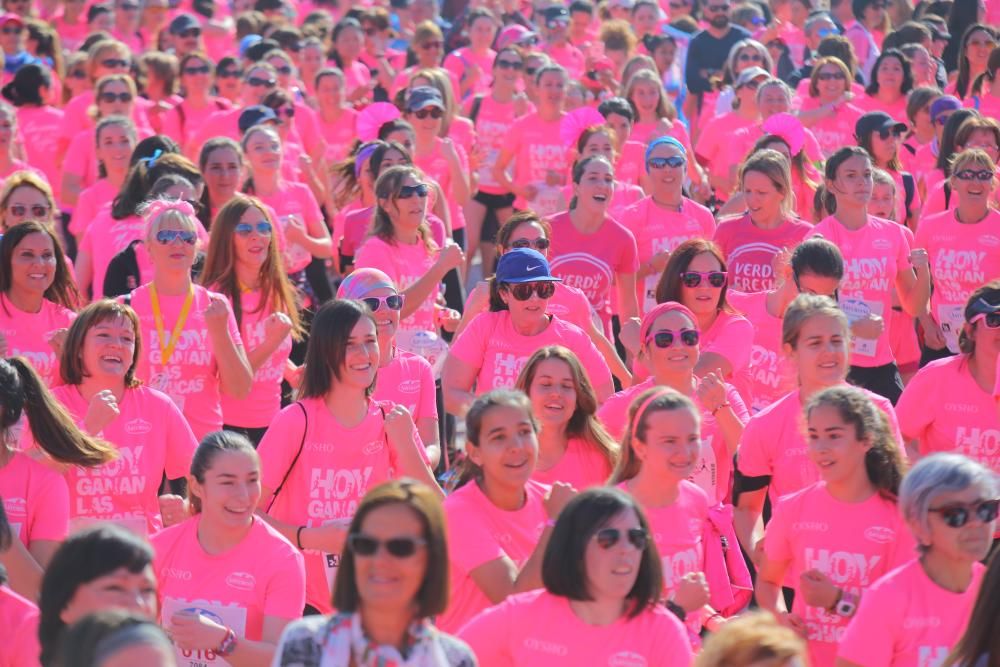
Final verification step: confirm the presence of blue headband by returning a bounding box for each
[644,136,686,173]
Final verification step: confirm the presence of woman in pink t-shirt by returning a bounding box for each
[200,195,303,447]
[164,53,232,152]
[566,125,644,223]
[922,116,1000,217]
[853,49,913,124]
[756,385,914,667]
[856,110,921,229]
[438,389,575,633]
[4,64,65,203]
[69,116,137,242]
[337,268,442,470]
[443,248,614,416]
[0,221,78,386]
[153,431,306,665]
[797,57,864,159]
[329,18,374,106]
[314,68,359,167]
[459,485,693,667]
[838,454,996,667]
[713,151,811,294]
[256,299,441,614]
[443,9,498,99]
[514,345,617,489]
[198,137,243,224]
[0,356,115,601]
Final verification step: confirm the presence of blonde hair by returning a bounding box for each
[0,170,57,229]
[696,611,807,667]
[782,293,849,349]
[949,148,998,184]
[738,149,794,215]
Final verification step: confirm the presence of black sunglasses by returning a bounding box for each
[179,27,201,38]
[362,294,404,312]
[954,168,994,181]
[183,65,211,75]
[680,270,727,288]
[648,328,700,348]
[101,58,130,69]
[503,281,556,301]
[648,155,685,169]
[496,59,524,70]
[594,527,649,550]
[99,91,133,103]
[218,68,243,79]
[525,66,539,76]
[398,183,430,199]
[876,127,905,140]
[509,237,550,251]
[273,65,293,75]
[929,499,999,528]
[247,76,276,88]
[413,107,444,120]
[348,533,426,558]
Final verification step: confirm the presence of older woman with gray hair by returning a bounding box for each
[836,453,998,667]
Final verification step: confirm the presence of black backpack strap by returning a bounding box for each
[902,172,915,221]
[944,181,952,209]
[265,402,308,513]
[469,94,485,124]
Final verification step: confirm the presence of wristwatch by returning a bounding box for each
[216,627,238,657]
[829,589,858,617]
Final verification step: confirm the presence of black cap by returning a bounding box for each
[855,111,907,140]
[168,13,200,34]
[238,105,278,133]
[542,5,569,22]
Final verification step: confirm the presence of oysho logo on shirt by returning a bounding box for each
[523,638,568,657]
[864,526,895,544]
[872,238,891,250]
[362,439,384,455]
[399,379,421,394]
[4,497,26,517]
[226,572,256,591]
[792,521,829,532]
[608,651,648,667]
[125,418,152,435]
[981,234,1000,247]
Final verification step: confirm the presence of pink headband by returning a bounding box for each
[629,387,675,445]
[143,198,196,235]
[639,301,699,344]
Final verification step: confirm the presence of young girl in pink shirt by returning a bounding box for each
[756,385,914,667]
[69,116,137,242]
[337,268,442,470]
[443,248,614,416]
[515,346,617,489]
[459,486,692,667]
[0,357,115,601]
[438,389,576,633]
[625,69,693,152]
[0,221,78,386]
[153,431,306,666]
[256,299,440,615]
[838,453,996,667]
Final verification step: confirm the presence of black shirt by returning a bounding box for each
[684,24,751,95]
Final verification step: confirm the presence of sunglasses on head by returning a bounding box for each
[9,203,50,218]
[398,183,430,199]
[362,294,404,312]
[496,59,524,70]
[179,27,201,38]
[503,281,556,301]
[647,328,700,348]
[680,270,727,288]
[971,311,1000,328]
[234,221,273,236]
[413,107,444,119]
[817,70,846,81]
[954,168,994,181]
[155,229,197,245]
[119,1,140,9]
[594,527,649,550]
[348,533,426,558]
[648,155,686,169]
[101,58,130,69]
[183,64,211,75]
[743,79,764,90]
[509,237,550,251]
[929,499,1000,528]
[218,68,243,79]
[247,76,276,88]
[99,91,133,103]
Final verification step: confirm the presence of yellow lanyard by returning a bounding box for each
[150,283,195,366]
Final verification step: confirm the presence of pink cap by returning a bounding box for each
[497,24,538,49]
[0,12,23,26]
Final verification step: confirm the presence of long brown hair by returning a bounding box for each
[515,346,618,472]
[944,550,1000,667]
[654,238,734,313]
[371,165,436,252]
[0,221,80,313]
[199,194,302,339]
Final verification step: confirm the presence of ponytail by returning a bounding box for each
[609,387,699,485]
[0,358,116,467]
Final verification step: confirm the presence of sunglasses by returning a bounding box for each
[119,1,140,9]
[0,25,22,35]
[155,229,197,245]
[546,17,569,28]
[496,59,524,70]
[234,221,273,236]
[273,65,293,75]
[876,127,905,140]
[738,52,763,62]
[817,70,846,81]
[594,527,649,550]
[413,107,444,119]
[647,328,700,348]
[955,169,995,181]
[680,270,727,288]
[179,27,201,38]
[705,3,729,11]
[362,294,404,312]
[742,79,764,90]
[101,58,130,69]
[348,533,426,558]
[525,66,539,76]
[929,499,1000,528]
[99,91,133,104]
[68,69,87,79]
[398,183,430,199]
[247,76,276,88]
[648,155,686,169]
[971,311,1000,328]
[183,65,211,75]
[420,40,443,49]
[509,237,551,251]
[218,68,243,79]
[503,281,556,301]
[9,203,50,218]
[277,106,295,118]
[817,27,840,38]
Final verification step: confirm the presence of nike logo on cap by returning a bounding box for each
[526,264,540,271]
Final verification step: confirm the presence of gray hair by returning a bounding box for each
[900,453,999,552]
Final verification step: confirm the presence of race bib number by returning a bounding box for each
[937,304,965,355]
[161,598,248,667]
[841,298,883,358]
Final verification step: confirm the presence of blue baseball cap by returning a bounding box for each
[495,248,562,284]
[238,105,278,133]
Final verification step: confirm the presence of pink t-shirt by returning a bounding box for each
[505,112,569,214]
[51,384,197,535]
[450,311,611,393]
[0,295,76,386]
[916,209,1000,353]
[466,94,532,195]
[0,585,40,667]
[598,377,750,503]
[838,559,984,667]
[896,355,1000,470]
[79,210,142,299]
[443,48,496,98]
[808,215,912,367]
[723,123,824,170]
[257,397,423,613]
[458,589,692,667]
[701,309,756,378]
[373,348,438,423]
[620,196,716,313]
[128,283,244,440]
[695,112,756,181]
[713,214,812,293]
[726,290,793,413]
[738,387,903,504]
[631,118,694,154]
[163,97,232,153]
[220,289,293,429]
[152,515,305,665]
[764,482,916,667]
[414,137,470,231]
[63,128,102,193]
[799,98,864,158]
[439,479,549,633]
[854,93,908,124]
[634,480,709,598]
[254,182,325,274]
[547,42,586,80]
[0,451,69,549]
[531,437,612,489]
[70,178,119,238]
[17,105,65,203]
[462,281,595,334]
[60,93,152,150]
[354,235,437,333]
[317,107,359,164]
[546,211,638,336]
[616,140,646,188]
[905,141,938,184]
